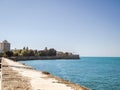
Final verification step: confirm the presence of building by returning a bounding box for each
[56,51,73,56]
[0,40,10,52]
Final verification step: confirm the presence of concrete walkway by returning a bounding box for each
[0,71,1,90]
[1,58,88,90]
[0,61,1,90]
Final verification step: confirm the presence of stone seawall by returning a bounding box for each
[1,58,89,90]
[9,55,80,61]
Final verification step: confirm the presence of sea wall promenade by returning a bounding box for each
[9,55,80,61]
[1,58,88,90]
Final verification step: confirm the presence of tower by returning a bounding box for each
[0,40,10,52]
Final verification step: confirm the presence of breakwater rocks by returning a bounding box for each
[9,55,80,61]
[1,58,89,90]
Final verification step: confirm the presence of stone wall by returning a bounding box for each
[9,55,80,61]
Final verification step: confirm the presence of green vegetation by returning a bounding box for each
[0,47,57,57]
[0,51,13,57]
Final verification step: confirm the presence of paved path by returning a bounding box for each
[0,61,1,90]
[1,58,88,90]
[0,71,1,90]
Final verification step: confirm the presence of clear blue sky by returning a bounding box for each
[0,0,120,57]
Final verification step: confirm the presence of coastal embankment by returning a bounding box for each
[9,55,80,61]
[1,58,88,90]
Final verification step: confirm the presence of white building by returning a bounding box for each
[0,40,10,52]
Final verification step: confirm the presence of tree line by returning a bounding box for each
[0,47,56,57]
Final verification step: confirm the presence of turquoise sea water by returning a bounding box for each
[20,57,120,90]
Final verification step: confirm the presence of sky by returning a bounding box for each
[0,0,120,57]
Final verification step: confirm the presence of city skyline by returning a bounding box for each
[0,0,120,57]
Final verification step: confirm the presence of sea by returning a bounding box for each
[19,57,120,90]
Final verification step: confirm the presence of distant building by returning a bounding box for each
[56,51,73,56]
[56,51,64,56]
[0,40,10,52]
